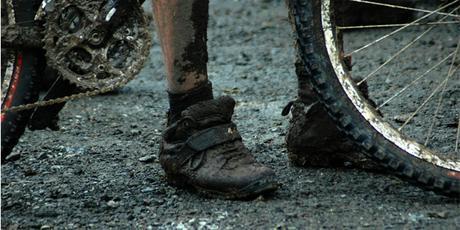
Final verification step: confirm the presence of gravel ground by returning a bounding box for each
[2,0,459,229]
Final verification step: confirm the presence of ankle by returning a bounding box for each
[168,81,213,124]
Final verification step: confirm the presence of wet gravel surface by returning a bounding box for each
[2,1,460,229]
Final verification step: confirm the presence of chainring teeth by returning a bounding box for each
[44,0,152,91]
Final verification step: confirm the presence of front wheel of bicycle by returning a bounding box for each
[287,0,460,196]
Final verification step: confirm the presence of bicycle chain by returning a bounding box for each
[1,76,132,114]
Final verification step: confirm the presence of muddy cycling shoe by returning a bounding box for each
[284,100,380,170]
[160,96,279,199]
[283,58,381,170]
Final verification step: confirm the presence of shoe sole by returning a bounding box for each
[166,174,279,200]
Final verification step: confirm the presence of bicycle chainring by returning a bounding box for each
[43,0,151,90]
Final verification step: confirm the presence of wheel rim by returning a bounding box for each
[321,0,460,171]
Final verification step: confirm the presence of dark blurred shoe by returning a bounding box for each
[283,58,381,171]
[160,96,279,199]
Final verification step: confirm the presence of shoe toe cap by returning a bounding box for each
[194,164,278,197]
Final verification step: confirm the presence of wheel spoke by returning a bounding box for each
[424,39,460,145]
[357,5,460,85]
[321,0,460,172]
[376,51,455,110]
[357,27,434,85]
[337,21,460,30]
[349,0,460,19]
[347,0,460,56]
[399,66,459,131]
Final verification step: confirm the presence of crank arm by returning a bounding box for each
[1,23,44,49]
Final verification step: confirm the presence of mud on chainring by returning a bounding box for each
[43,0,151,90]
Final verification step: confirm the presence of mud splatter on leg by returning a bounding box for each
[152,0,209,93]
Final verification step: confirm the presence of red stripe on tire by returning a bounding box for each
[1,53,24,122]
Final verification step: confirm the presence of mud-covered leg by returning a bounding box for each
[152,0,213,124]
[152,0,208,94]
[151,0,278,199]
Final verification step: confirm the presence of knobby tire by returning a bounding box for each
[286,0,460,196]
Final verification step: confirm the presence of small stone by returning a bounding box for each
[23,168,38,177]
[50,165,63,170]
[130,129,141,136]
[141,187,154,193]
[6,224,19,230]
[35,208,59,218]
[428,211,448,219]
[408,213,425,222]
[64,146,85,155]
[143,199,151,205]
[138,155,156,163]
[176,223,187,230]
[393,114,412,124]
[107,200,119,208]
[256,195,266,201]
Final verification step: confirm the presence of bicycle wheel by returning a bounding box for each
[287,0,460,196]
[1,0,42,162]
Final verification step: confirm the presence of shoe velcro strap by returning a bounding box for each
[164,123,242,166]
[187,123,241,152]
